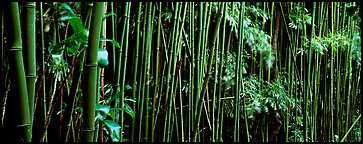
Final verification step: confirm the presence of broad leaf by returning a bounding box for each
[96,104,111,122]
[98,49,109,68]
[104,120,121,142]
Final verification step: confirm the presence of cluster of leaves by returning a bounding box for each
[45,2,124,142]
[300,29,361,66]
[52,3,88,56]
[287,3,312,30]
[351,32,361,66]
[221,71,305,141]
[223,72,293,118]
[225,3,274,69]
[96,83,135,142]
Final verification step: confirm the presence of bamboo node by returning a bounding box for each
[8,47,22,51]
[81,129,95,132]
[16,123,31,127]
[24,4,36,8]
[84,63,98,67]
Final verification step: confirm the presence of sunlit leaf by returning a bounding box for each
[96,104,111,122]
[59,15,78,21]
[60,3,75,15]
[98,49,109,68]
[125,84,132,90]
[51,54,63,66]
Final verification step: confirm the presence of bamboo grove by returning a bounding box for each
[0,2,361,142]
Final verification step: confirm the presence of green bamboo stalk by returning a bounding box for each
[211,26,219,142]
[166,3,183,141]
[341,114,361,142]
[94,3,108,142]
[61,3,93,141]
[81,2,104,142]
[192,3,224,142]
[119,2,131,142]
[344,17,355,141]
[138,2,148,141]
[307,2,316,141]
[94,66,101,142]
[330,2,335,141]
[6,2,32,142]
[151,3,162,142]
[38,2,48,141]
[193,2,203,140]
[216,3,228,141]
[22,3,36,134]
[163,2,180,141]
[193,3,203,139]
[111,2,116,86]
[131,3,142,142]
[188,2,195,141]
[144,2,153,142]
[113,3,129,127]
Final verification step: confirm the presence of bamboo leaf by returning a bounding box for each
[112,106,135,119]
[106,91,121,105]
[99,38,121,48]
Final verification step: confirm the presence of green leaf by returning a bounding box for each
[125,84,132,90]
[104,12,116,19]
[51,54,63,66]
[335,135,340,142]
[99,38,121,48]
[98,49,109,68]
[106,91,121,105]
[60,3,75,15]
[59,15,78,21]
[96,104,111,122]
[104,120,121,142]
[112,106,135,119]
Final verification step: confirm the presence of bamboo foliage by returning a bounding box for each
[0,2,361,143]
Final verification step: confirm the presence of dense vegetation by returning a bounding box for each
[0,2,361,142]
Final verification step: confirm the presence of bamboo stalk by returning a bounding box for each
[6,2,32,142]
[81,2,105,142]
